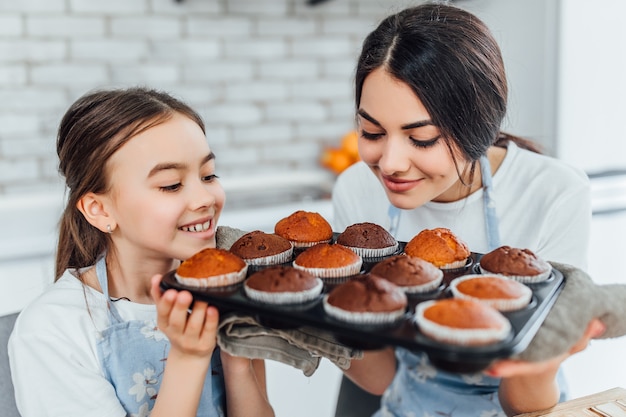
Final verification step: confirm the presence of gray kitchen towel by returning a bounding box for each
[515,262,626,361]
[217,313,363,376]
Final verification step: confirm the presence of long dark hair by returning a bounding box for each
[355,3,541,164]
[55,87,205,281]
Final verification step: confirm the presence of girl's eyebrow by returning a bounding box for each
[148,152,215,178]
[357,108,434,130]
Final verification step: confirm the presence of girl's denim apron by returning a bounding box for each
[381,155,567,416]
[94,256,226,417]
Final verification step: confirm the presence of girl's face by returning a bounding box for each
[357,68,471,209]
[104,113,225,261]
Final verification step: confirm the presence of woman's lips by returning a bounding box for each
[382,175,422,193]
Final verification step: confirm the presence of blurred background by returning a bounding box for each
[1,0,625,416]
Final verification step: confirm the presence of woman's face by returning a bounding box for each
[357,68,470,209]
[104,112,225,261]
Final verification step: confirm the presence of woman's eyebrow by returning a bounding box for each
[357,109,434,130]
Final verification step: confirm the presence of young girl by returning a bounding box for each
[8,87,274,417]
[332,3,605,416]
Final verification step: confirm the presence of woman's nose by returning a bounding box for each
[378,136,411,175]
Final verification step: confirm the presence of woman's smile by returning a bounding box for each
[381,174,423,193]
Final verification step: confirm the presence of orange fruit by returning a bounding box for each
[320,147,354,175]
[340,130,360,161]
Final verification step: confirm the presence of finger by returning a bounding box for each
[185,299,210,336]
[150,275,164,303]
[569,318,606,355]
[200,306,219,339]
[167,290,194,332]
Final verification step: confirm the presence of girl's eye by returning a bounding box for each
[160,183,182,192]
[203,174,219,183]
[360,129,384,140]
[410,135,441,149]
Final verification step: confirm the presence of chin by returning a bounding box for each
[386,193,428,211]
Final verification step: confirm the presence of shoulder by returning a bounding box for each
[502,142,589,191]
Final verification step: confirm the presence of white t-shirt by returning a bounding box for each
[9,270,156,417]
[332,142,591,269]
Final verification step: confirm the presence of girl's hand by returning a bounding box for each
[150,275,219,358]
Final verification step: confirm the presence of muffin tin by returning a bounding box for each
[160,240,564,373]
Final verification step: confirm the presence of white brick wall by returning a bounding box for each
[0,0,404,193]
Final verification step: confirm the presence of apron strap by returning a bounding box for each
[95,254,124,324]
[479,155,501,250]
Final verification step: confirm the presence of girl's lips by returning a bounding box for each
[382,175,422,193]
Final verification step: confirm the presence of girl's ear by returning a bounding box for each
[76,192,116,234]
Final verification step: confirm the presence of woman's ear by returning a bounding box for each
[76,192,116,234]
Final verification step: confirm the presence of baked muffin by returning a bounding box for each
[335,222,399,258]
[479,246,552,283]
[369,255,443,294]
[274,210,333,249]
[404,227,470,269]
[292,243,362,280]
[323,273,408,325]
[175,247,248,287]
[449,274,532,311]
[243,265,323,304]
[229,230,293,266]
[415,298,511,346]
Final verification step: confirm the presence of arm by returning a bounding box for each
[221,355,274,417]
[149,276,220,417]
[491,318,606,416]
[343,348,397,395]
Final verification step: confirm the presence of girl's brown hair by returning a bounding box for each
[55,87,205,281]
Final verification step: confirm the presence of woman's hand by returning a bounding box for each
[489,318,606,416]
[150,274,219,358]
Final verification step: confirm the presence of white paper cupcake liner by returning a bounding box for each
[244,278,323,305]
[415,300,511,346]
[440,258,470,270]
[290,238,333,249]
[242,247,293,266]
[175,264,248,288]
[322,295,406,325]
[396,272,444,294]
[292,258,363,279]
[449,274,532,311]
[345,243,399,258]
[478,265,552,284]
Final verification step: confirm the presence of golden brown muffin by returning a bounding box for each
[479,246,552,283]
[335,222,399,258]
[243,265,323,304]
[292,243,362,279]
[274,210,333,248]
[323,273,408,324]
[450,274,532,311]
[369,255,443,293]
[404,227,470,269]
[229,230,293,265]
[175,247,248,287]
[415,298,511,346]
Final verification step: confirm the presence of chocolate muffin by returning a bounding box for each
[243,265,323,304]
[369,255,443,293]
[335,222,399,258]
[323,273,408,325]
[479,246,552,283]
[229,230,293,266]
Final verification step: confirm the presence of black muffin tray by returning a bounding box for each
[160,241,564,373]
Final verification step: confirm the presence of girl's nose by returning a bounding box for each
[189,180,217,210]
[378,136,411,175]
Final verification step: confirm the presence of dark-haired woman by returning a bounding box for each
[332,3,604,416]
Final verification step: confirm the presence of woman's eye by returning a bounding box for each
[360,130,384,140]
[410,135,441,149]
[203,174,219,183]
[160,183,182,192]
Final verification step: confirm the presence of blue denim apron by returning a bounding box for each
[94,256,226,417]
[381,155,567,416]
